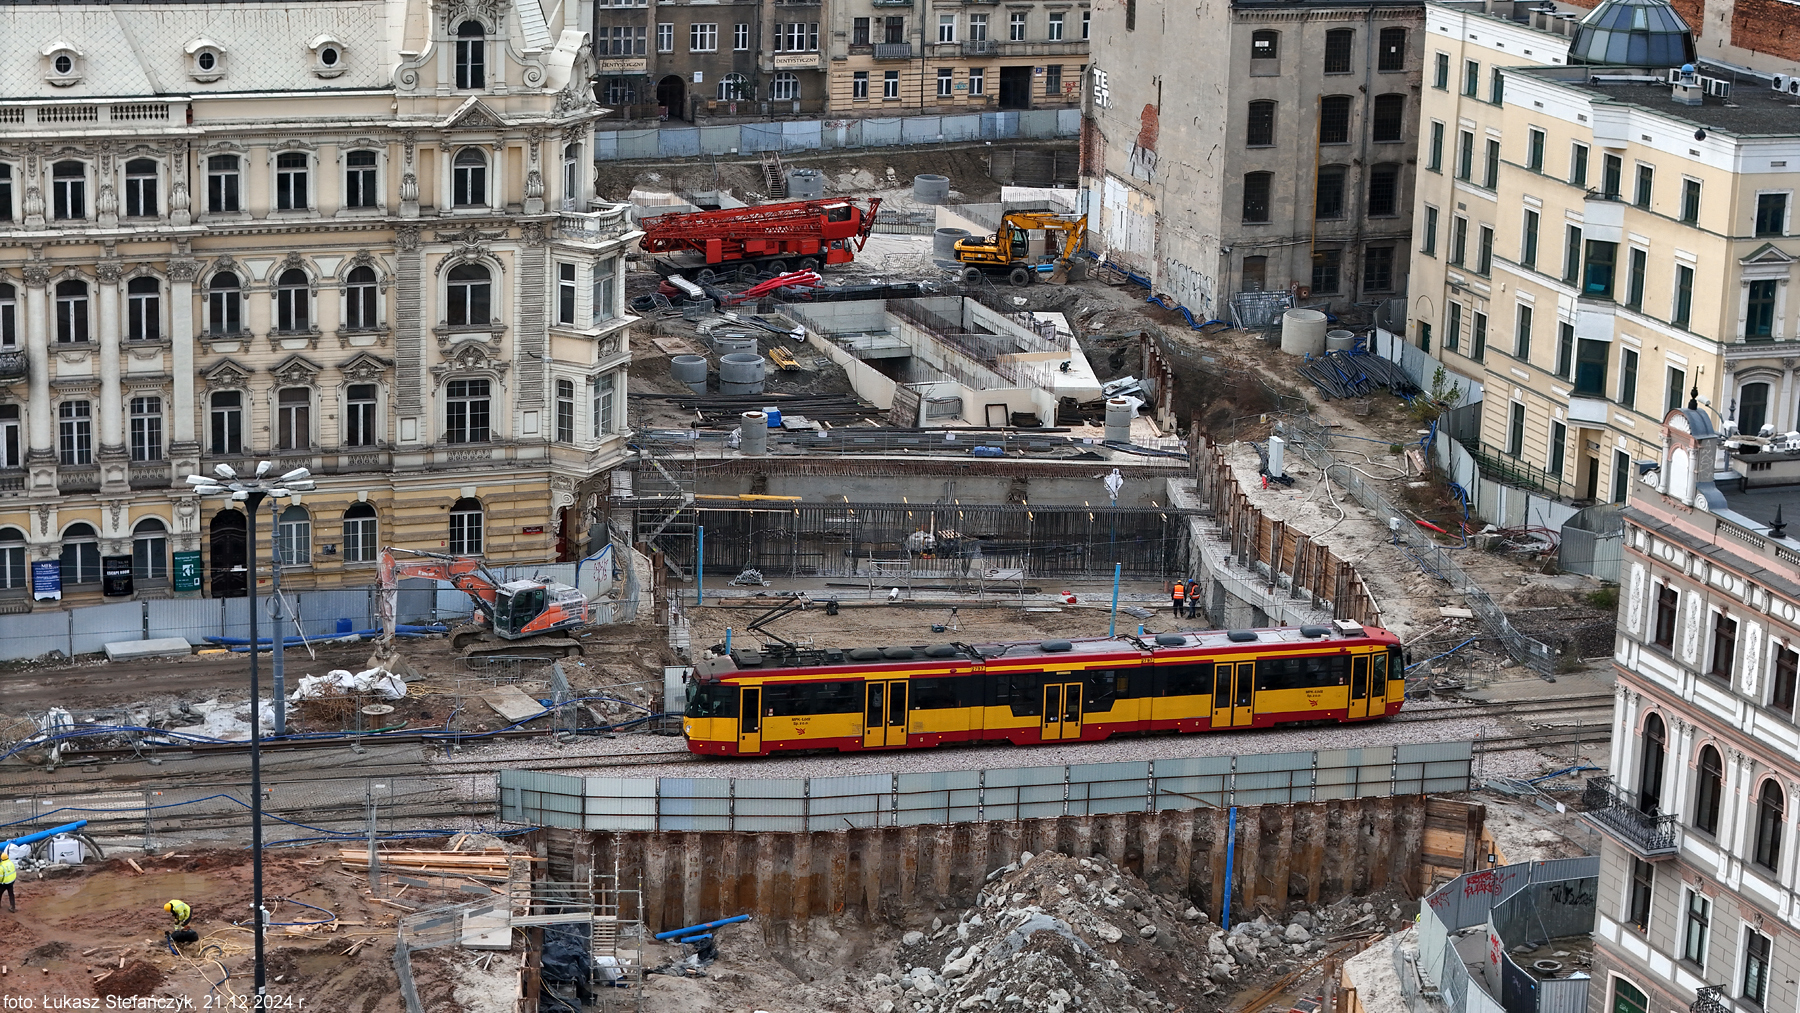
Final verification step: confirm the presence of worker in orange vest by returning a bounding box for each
[1171,579,1185,614]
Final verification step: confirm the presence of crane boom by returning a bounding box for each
[639,198,883,267]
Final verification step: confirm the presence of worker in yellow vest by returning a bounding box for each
[0,851,15,912]
[164,899,191,928]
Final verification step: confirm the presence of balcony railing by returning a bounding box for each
[1691,987,1727,1013]
[556,205,634,242]
[962,39,996,55]
[57,466,99,493]
[0,470,23,493]
[0,350,25,381]
[1582,776,1679,858]
[128,462,170,489]
[873,42,913,58]
[1468,440,1581,502]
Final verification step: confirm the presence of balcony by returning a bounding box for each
[128,462,170,489]
[0,351,25,381]
[962,39,996,55]
[1582,776,1679,859]
[57,466,99,493]
[1691,987,1727,1013]
[1468,440,1581,502]
[871,0,912,6]
[997,41,1087,56]
[555,204,635,243]
[0,470,23,494]
[873,42,913,58]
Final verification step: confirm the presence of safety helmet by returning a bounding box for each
[164,902,174,912]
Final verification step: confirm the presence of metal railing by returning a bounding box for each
[1582,775,1679,856]
[1692,986,1727,1013]
[1468,440,1580,501]
[874,42,914,58]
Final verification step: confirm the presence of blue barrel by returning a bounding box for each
[336,618,354,634]
[762,407,781,428]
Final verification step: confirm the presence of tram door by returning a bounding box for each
[1368,651,1388,716]
[1041,676,1083,741]
[1212,662,1256,729]
[1347,654,1371,720]
[739,686,762,753]
[864,680,909,748]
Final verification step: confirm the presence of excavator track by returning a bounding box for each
[450,626,585,659]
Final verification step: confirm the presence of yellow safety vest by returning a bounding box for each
[169,899,190,923]
[0,857,16,885]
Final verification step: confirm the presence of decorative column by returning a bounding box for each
[96,258,128,491]
[167,256,200,484]
[524,128,545,215]
[21,259,54,494]
[399,132,419,219]
[393,226,424,447]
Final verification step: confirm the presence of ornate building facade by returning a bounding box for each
[0,0,637,603]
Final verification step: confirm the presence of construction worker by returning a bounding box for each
[0,849,15,912]
[164,899,191,928]
[1186,579,1200,620]
[1171,579,1185,614]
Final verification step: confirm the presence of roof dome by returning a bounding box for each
[1568,0,1697,66]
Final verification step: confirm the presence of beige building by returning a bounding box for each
[1410,0,1800,506]
[0,0,637,605]
[826,0,1088,114]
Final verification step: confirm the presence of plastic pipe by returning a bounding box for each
[673,933,713,945]
[5,819,89,849]
[1108,563,1121,637]
[696,526,705,606]
[654,913,750,940]
[1221,806,1237,931]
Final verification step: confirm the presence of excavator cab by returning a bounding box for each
[494,582,548,638]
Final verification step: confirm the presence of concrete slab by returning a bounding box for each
[478,685,547,723]
[104,637,193,661]
[460,911,513,950]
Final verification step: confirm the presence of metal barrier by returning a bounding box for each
[594,108,1080,160]
[497,741,1473,831]
[1415,856,1601,1013]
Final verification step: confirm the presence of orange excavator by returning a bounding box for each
[376,548,592,659]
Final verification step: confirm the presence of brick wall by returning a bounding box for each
[1735,0,1800,62]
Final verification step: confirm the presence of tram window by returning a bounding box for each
[1159,663,1214,696]
[1372,651,1388,687]
[1255,655,1349,691]
[991,673,1043,716]
[765,681,860,716]
[913,675,979,709]
[686,682,738,718]
[1084,670,1116,713]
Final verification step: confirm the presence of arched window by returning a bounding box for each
[0,526,26,592]
[52,161,86,220]
[55,280,89,343]
[1247,101,1275,147]
[342,502,378,564]
[1695,745,1723,834]
[453,148,488,207]
[1378,27,1407,71]
[276,505,311,566]
[1372,94,1406,143]
[344,266,379,330]
[1316,165,1348,220]
[1756,779,1785,871]
[209,272,242,335]
[456,20,487,90]
[1242,172,1271,224]
[1251,29,1278,61]
[1739,381,1772,435]
[448,497,484,555]
[275,268,309,332]
[771,72,800,100]
[447,264,491,326]
[717,73,750,100]
[60,522,100,585]
[124,158,158,218]
[1323,28,1354,73]
[1639,712,1666,814]
[127,276,161,341]
[132,518,168,583]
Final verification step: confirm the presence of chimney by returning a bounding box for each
[1673,64,1705,106]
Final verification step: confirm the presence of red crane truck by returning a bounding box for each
[639,198,883,281]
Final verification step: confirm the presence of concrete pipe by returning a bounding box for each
[713,334,758,357]
[1104,397,1135,444]
[670,354,709,395]
[1280,309,1329,357]
[913,174,951,204]
[719,352,767,395]
[785,168,825,200]
[1325,329,1356,352]
[740,412,768,455]
[933,227,972,259]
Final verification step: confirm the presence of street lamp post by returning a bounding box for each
[184,461,313,999]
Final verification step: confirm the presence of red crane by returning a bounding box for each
[639,197,883,278]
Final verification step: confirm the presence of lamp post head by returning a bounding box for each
[281,467,311,483]
[214,463,237,480]
[255,460,275,479]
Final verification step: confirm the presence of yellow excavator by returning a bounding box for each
[953,211,1089,287]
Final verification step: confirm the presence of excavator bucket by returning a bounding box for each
[1047,262,1070,285]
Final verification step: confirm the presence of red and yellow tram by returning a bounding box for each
[683,621,1405,757]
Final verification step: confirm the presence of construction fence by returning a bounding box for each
[496,741,1473,832]
[1414,857,1600,1013]
[594,108,1080,161]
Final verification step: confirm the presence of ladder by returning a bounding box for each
[761,151,786,198]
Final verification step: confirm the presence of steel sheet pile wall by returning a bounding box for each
[1415,858,1599,1013]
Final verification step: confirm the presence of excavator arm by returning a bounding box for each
[376,547,507,640]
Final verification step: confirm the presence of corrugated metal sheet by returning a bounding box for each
[583,776,657,831]
[733,777,806,832]
[808,774,889,830]
[72,602,141,655]
[148,598,224,645]
[1070,761,1148,816]
[0,610,69,661]
[1536,976,1590,1013]
[293,589,373,635]
[1151,755,1234,811]
[896,770,978,826]
[498,770,585,828]
[654,777,733,831]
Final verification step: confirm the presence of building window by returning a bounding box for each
[1772,647,1800,718]
[1422,206,1438,256]
[557,378,576,442]
[1744,930,1772,1007]
[1626,248,1647,311]
[1251,29,1278,60]
[1652,581,1680,647]
[275,269,309,332]
[1562,225,1583,284]
[1446,302,1462,353]
[1433,51,1449,89]
[342,503,378,564]
[970,66,986,96]
[1747,280,1777,339]
[1756,193,1787,236]
[1427,121,1443,172]
[345,150,378,208]
[1506,401,1524,457]
[1364,246,1393,292]
[1082,11,1090,38]
[209,391,243,455]
[449,497,484,555]
[58,401,92,465]
[852,71,869,100]
[596,373,617,435]
[1377,27,1405,70]
[883,16,905,43]
[446,264,491,326]
[1570,143,1589,187]
[1009,11,1026,40]
[60,524,100,585]
[592,260,617,324]
[55,280,89,343]
[1449,215,1467,266]
[1754,780,1784,872]
[52,161,85,220]
[1367,164,1399,216]
[452,148,488,207]
[0,166,11,222]
[735,23,750,50]
[557,263,577,325]
[1242,172,1271,223]
[1418,321,1431,353]
[1674,266,1693,328]
[1045,64,1061,96]
[1463,59,1479,96]
[132,518,167,584]
[1515,304,1532,360]
[127,277,160,341]
[1681,178,1701,223]
[1556,322,1574,378]
[1634,164,1653,209]
[277,387,310,451]
[1241,256,1267,292]
[1574,338,1608,396]
[1619,348,1638,408]
[1483,138,1500,189]
[1695,744,1723,833]
[1639,712,1666,812]
[1627,860,1653,932]
[1048,12,1063,40]
[1549,420,1566,477]
[0,285,13,347]
[934,68,954,98]
[604,77,638,104]
[657,23,673,52]
[1489,68,1504,105]
[208,155,240,213]
[445,378,491,444]
[1739,382,1772,433]
[345,383,378,447]
[275,152,309,211]
[1526,129,1544,172]
[1323,29,1353,73]
[0,527,21,591]
[1477,225,1494,275]
[455,20,486,88]
[769,72,798,100]
[124,159,158,218]
[1319,96,1351,144]
[969,15,987,41]
[1684,891,1710,968]
[1310,249,1340,294]
[129,396,162,462]
[1711,613,1739,681]
[1471,310,1488,360]
[1456,130,1474,181]
[1315,165,1346,219]
[344,266,378,330]
[883,71,900,100]
[208,273,242,336]
[1371,95,1404,143]
[718,73,749,100]
[274,505,310,566]
[1601,153,1623,200]
[1522,209,1539,269]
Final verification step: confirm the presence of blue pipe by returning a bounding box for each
[1221,806,1237,931]
[5,819,88,849]
[673,933,713,945]
[654,913,750,940]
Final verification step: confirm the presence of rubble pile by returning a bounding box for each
[859,851,1402,1013]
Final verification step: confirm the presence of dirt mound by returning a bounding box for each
[97,960,165,998]
[25,940,71,961]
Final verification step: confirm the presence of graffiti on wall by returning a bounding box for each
[1128,103,1159,183]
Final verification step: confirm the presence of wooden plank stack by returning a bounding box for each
[336,845,538,883]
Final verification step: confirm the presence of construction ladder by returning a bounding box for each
[761,151,786,198]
